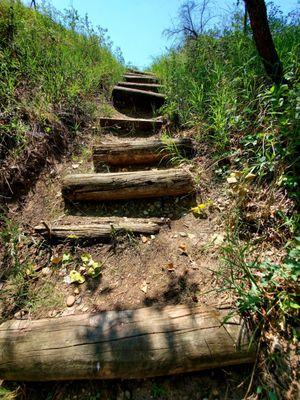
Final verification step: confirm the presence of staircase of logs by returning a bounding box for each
[0,70,255,381]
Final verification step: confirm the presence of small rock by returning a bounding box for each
[42,267,51,276]
[179,232,188,237]
[14,311,23,319]
[141,235,148,243]
[76,296,82,305]
[143,210,148,215]
[74,287,80,295]
[64,275,71,285]
[66,295,76,307]
[150,235,155,240]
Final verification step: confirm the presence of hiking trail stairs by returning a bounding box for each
[0,70,255,381]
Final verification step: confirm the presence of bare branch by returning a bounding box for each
[164,0,216,42]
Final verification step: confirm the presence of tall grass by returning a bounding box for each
[0,0,124,159]
[152,6,299,158]
[153,6,299,396]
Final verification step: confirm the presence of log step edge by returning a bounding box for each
[0,304,255,381]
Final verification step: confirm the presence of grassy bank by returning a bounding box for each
[152,3,299,398]
[0,0,123,164]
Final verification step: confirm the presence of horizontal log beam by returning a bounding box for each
[35,218,161,240]
[99,117,163,134]
[62,169,194,202]
[93,138,194,168]
[118,82,163,92]
[0,305,255,381]
[123,74,158,84]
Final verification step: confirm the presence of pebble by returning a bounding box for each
[179,232,188,237]
[14,311,23,319]
[125,390,131,399]
[141,236,148,243]
[42,267,51,276]
[64,276,71,285]
[74,287,80,295]
[150,235,155,240]
[76,296,82,305]
[66,295,76,307]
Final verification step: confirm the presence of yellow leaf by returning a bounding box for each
[70,270,85,284]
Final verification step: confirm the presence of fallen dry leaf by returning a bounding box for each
[166,262,175,272]
[140,281,148,293]
[51,256,62,265]
[179,243,188,254]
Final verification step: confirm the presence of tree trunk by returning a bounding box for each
[244,0,283,84]
[62,169,194,202]
[0,305,255,381]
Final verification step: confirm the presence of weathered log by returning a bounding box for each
[123,74,158,84]
[99,117,163,134]
[126,69,156,76]
[62,169,194,202]
[113,86,165,111]
[93,138,194,168]
[34,218,161,240]
[0,304,255,381]
[118,82,163,93]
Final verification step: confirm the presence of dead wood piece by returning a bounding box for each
[118,82,163,92]
[93,138,194,168]
[61,169,194,202]
[0,304,255,381]
[123,74,158,84]
[35,219,161,239]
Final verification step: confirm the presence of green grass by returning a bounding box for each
[152,3,299,397]
[0,0,124,160]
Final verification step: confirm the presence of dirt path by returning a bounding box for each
[0,71,254,398]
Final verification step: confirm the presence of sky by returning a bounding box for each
[46,0,298,69]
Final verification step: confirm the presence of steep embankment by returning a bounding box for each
[0,0,123,202]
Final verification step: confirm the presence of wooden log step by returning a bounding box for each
[93,138,194,168]
[0,305,255,381]
[35,217,162,240]
[99,117,163,134]
[118,81,163,92]
[126,69,156,76]
[113,86,165,111]
[62,169,194,202]
[123,73,159,84]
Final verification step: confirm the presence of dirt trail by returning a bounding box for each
[0,71,255,398]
